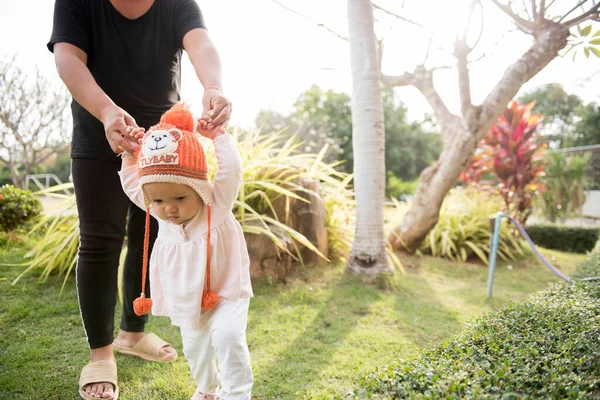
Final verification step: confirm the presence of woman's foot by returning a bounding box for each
[83,346,116,399]
[113,330,177,361]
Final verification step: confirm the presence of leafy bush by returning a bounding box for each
[0,184,43,232]
[356,253,600,399]
[386,173,417,200]
[8,187,77,291]
[526,224,599,254]
[389,188,524,263]
[538,151,591,223]
[461,101,546,225]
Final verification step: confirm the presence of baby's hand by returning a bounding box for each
[126,126,145,139]
[196,118,224,140]
[125,127,146,157]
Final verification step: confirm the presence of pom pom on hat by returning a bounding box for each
[159,102,195,132]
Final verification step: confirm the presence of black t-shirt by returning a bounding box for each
[47,0,206,162]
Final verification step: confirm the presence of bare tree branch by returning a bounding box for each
[381,71,415,87]
[382,64,458,135]
[453,0,482,125]
[377,38,384,71]
[562,2,600,27]
[469,0,486,50]
[0,57,71,188]
[270,0,348,41]
[538,0,546,20]
[460,0,478,43]
[455,39,474,121]
[545,0,558,13]
[422,34,433,65]
[371,3,426,28]
[479,22,569,134]
[559,0,592,22]
[489,0,536,33]
[413,66,460,129]
[522,0,533,20]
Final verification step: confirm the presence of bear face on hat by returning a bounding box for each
[141,127,183,156]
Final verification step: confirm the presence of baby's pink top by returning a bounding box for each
[119,134,253,328]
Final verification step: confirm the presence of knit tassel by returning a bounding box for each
[133,209,153,316]
[201,204,219,310]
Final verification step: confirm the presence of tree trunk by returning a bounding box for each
[388,123,478,251]
[346,0,391,275]
[387,21,570,252]
[10,167,26,189]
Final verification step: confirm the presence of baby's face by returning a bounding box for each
[144,182,202,225]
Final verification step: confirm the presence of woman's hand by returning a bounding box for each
[196,118,225,140]
[101,106,141,154]
[198,88,231,134]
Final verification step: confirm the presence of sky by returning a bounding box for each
[0,0,599,128]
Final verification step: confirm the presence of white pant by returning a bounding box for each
[179,298,253,400]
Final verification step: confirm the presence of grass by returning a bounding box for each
[0,240,587,400]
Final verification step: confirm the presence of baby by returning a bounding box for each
[119,103,253,400]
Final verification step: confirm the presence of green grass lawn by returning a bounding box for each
[0,242,587,400]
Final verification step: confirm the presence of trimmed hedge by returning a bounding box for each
[356,253,600,399]
[0,184,43,232]
[525,224,600,254]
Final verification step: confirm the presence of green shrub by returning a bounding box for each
[538,151,591,223]
[389,188,525,263]
[356,253,600,399]
[386,173,418,199]
[0,185,43,232]
[526,224,599,254]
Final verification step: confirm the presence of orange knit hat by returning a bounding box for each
[132,103,219,316]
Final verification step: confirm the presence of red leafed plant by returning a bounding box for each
[460,101,546,225]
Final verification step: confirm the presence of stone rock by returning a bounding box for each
[244,220,293,282]
[270,175,328,266]
[244,171,329,282]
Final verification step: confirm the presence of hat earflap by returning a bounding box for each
[201,204,219,310]
[133,210,153,316]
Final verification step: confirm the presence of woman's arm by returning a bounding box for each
[183,28,231,133]
[53,43,140,154]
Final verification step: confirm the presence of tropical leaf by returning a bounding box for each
[12,128,357,288]
[388,188,525,263]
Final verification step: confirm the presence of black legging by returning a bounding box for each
[72,158,158,349]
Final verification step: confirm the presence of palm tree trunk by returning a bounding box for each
[346,0,391,275]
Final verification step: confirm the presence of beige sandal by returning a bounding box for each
[113,333,178,363]
[78,359,119,400]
